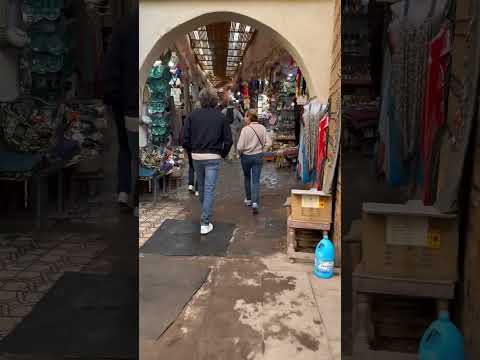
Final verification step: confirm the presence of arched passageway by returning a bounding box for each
[139,0,335,102]
[138,3,341,359]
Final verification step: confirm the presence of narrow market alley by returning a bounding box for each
[137,2,341,358]
[139,161,340,360]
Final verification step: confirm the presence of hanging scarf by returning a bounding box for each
[303,99,324,173]
[391,0,438,161]
[316,113,330,189]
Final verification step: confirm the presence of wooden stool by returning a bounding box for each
[286,216,331,263]
[352,264,455,360]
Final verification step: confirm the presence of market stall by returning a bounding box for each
[342,0,465,357]
[232,60,308,170]
[0,1,121,226]
[232,52,340,261]
[139,50,186,197]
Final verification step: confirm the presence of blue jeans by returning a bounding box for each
[240,153,263,205]
[193,159,221,225]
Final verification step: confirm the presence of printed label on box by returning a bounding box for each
[427,230,441,249]
[301,195,320,208]
[386,216,428,247]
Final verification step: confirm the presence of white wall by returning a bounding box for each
[139,0,335,103]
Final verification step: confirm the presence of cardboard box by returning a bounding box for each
[290,189,332,224]
[361,201,458,281]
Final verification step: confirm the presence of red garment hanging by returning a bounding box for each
[296,69,302,96]
[242,82,249,97]
[316,113,330,189]
[421,24,451,205]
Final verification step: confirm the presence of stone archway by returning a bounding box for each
[139,0,335,104]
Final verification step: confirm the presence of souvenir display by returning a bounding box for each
[21,0,72,99]
[140,145,184,176]
[146,51,177,145]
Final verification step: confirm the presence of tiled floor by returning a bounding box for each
[139,200,185,247]
[0,232,106,341]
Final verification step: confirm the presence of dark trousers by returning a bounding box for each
[127,130,139,206]
[186,149,198,191]
[240,153,263,204]
[114,108,131,194]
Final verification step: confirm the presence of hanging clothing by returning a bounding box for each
[437,1,479,212]
[294,105,302,145]
[316,113,329,189]
[377,43,392,178]
[242,83,249,97]
[421,23,451,205]
[297,125,311,184]
[379,42,409,186]
[391,0,438,161]
[303,100,325,172]
[296,69,302,96]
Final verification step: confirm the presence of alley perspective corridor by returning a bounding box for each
[139,161,340,360]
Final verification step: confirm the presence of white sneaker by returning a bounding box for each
[200,223,214,235]
[244,199,252,206]
[195,191,199,196]
[118,192,129,205]
[252,203,259,214]
[188,185,194,192]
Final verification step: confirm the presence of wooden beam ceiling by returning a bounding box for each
[206,22,229,79]
[188,22,255,87]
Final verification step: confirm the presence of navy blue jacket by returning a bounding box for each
[183,108,233,158]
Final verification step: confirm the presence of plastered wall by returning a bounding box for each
[139,0,335,104]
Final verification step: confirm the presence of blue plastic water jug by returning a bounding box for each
[419,311,464,360]
[313,234,335,279]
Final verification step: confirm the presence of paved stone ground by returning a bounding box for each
[0,119,138,358]
[0,231,107,340]
[139,161,341,360]
[139,201,185,247]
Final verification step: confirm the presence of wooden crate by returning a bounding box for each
[361,201,459,281]
[290,189,332,224]
[286,216,330,263]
